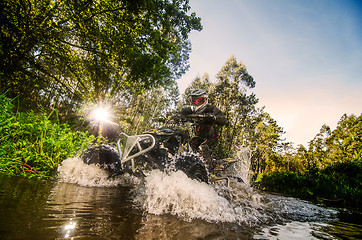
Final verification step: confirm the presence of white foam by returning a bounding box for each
[57,157,138,187]
[139,170,263,223]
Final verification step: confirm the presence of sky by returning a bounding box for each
[177,0,362,147]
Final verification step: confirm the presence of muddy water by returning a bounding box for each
[0,157,361,240]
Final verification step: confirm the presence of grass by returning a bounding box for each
[0,93,94,179]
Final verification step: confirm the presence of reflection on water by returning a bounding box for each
[137,214,257,239]
[44,182,143,239]
[254,221,336,239]
[0,158,361,239]
[254,220,362,240]
[0,175,50,239]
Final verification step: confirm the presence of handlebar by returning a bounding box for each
[168,114,214,124]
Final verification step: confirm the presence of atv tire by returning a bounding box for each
[81,144,122,175]
[175,154,209,183]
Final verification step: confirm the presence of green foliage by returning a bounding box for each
[254,113,362,209]
[254,161,362,209]
[247,111,285,173]
[0,93,94,179]
[268,113,362,174]
[115,83,180,135]
[0,0,201,114]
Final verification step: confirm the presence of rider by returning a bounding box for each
[180,89,227,167]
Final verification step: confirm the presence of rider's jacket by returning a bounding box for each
[180,105,227,139]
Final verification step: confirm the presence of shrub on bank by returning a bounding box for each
[254,160,362,209]
[0,93,94,179]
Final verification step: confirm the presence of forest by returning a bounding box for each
[1,0,361,209]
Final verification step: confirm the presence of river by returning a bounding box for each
[0,157,361,239]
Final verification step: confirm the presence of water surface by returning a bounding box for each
[0,157,361,239]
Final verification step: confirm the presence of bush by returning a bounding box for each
[0,93,94,178]
[254,162,362,209]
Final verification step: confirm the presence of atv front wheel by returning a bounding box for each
[174,154,209,183]
[81,144,122,175]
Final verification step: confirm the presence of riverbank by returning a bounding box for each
[253,161,362,210]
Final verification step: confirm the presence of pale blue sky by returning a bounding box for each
[178,0,362,146]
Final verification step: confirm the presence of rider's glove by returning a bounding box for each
[203,113,215,124]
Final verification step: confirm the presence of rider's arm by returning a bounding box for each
[181,107,193,116]
[212,107,227,125]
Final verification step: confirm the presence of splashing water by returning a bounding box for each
[57,156,337,226]
[221,146,253,185]
[235,147,253,185]
[57,157,139,187]
[137,170,239,223]
[140,170,277,225]
[134,170,336,225]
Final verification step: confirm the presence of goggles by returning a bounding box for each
[190,96,205,105]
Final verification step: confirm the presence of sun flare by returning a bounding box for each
[91,107,109,122]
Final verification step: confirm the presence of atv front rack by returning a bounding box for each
[117,132,156,172]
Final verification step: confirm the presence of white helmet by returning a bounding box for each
[189,89,208,112]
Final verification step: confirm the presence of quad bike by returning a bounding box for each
[81,114,215,183]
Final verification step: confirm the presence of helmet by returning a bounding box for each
[189,89,208,112]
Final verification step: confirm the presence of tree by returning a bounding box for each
[116,83,180,135]
[248,111,285,173]
[0,0,202,112]
[307,124,331,169]
[183,73,213,95]
[325,114,362,164]
[211,55,258,157]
